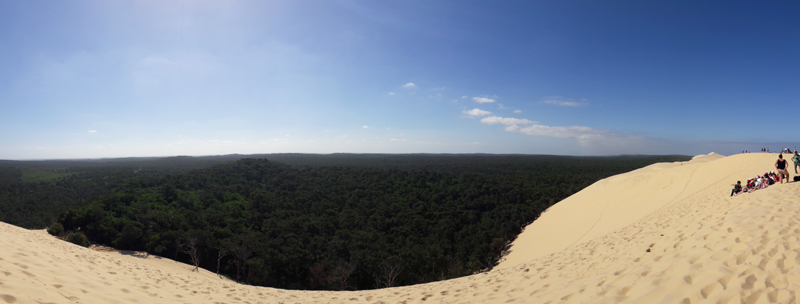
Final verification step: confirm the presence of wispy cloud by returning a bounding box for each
[504,124,600,139]
[388,92,395,96]
[402,82,416,88]
[463,108,492,117]
[513,109,522,113]
[362,125,370,129]
[480,116,537,125]
[461,96,468,99]
[505,124,651,151]
[473,97,495,104]
[480,115,651,151]
[87,130,97,134]
[541,96,589,107]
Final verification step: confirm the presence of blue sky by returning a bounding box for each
[1,1,799,159]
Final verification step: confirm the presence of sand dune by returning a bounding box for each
[2,152,799,303]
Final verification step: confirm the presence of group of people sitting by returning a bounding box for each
[730,153,796,197]
[731,172,783,196]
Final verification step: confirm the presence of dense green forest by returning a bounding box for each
[0,154,690,290]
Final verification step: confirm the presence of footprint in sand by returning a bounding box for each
[701,282,722,299]
[12,263,28,269]
[0,294,17,303]
[741,274,758,289]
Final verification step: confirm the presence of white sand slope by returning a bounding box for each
[498,152,727,268]
[1,152,799,304]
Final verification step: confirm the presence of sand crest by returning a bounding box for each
[1,152,799,303]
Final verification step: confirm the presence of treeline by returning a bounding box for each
[0,156,252,227]
[0,154,690,290]
[0,165,137,227]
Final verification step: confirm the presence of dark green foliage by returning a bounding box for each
[47,222,64,236]
[0,154,691,290]
[20,168,75,183]
[66,232,90,247]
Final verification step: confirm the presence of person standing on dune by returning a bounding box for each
[775,154,790,184]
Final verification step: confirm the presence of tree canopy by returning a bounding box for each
[0,154,690,290]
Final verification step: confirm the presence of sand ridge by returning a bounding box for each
[2,152,800,303]
[498,152,728,268]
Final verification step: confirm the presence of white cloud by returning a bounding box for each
[388,92,395,96]
[402,82,416,88]
[480,116,537,125]
[498,103,509,109]
[513,109,522,113]
[473,97,495,104]
[87,130,97,133]
[362,126,369,129]
[504,124,600,139]
[480,115,650,151]
[542,96,589,107]
[463,108,492,117]
[461,96,468,99]
[505,124,651,150]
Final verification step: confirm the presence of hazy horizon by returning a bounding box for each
[3,151,704,162]
[2,1,798,159]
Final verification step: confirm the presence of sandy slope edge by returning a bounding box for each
[2,152,799,304]
[497,152,726,269]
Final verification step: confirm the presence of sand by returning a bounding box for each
[2,152,799,303]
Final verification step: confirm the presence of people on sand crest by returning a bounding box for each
[736,154,797,196]
[730,181,743,196]
[775,154,790,184]
[771,172,781,184]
